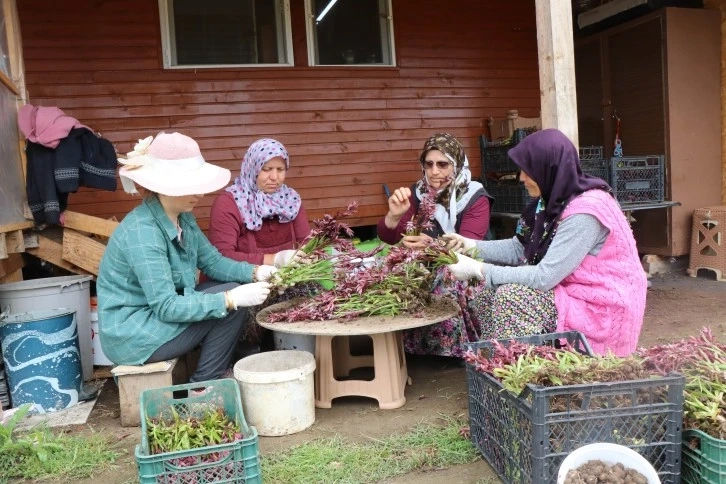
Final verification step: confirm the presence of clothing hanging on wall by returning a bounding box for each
[19,105,118,225]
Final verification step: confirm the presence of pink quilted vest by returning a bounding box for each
[553,189,647,356]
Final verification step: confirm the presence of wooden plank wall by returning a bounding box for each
[17,0,540,230]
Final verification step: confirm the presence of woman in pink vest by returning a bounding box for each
[444,129,647,356]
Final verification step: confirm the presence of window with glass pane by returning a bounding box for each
[309,0,394,66]
[161,0,291,67]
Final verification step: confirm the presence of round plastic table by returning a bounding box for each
[256,296,458,409]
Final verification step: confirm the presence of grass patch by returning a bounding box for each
[0,405,122,483]
[261,414,476,484]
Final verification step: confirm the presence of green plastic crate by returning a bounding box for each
[682,429,726,484]
[136,379,261,484]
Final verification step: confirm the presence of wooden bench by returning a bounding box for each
[111,358,188,427]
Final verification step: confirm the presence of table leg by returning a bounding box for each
[314,335,334,409]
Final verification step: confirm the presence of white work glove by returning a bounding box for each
[229,282,271,307]
[447,252,486,281]
[273,250,298,268]
[440,233,477,253]
[255,265,278,282]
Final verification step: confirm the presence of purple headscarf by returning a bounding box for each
[509,129,611,264]
[226,138,302,231]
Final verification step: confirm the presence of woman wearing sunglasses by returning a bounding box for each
[377,132,494,359]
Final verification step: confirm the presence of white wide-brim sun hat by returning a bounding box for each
[118,132,230,196]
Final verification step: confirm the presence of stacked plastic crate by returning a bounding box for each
[579,146,610,185]
[609,155,665,204]
[579,148,665,204]
[479,129,530,214]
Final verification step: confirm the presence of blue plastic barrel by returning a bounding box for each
[0,308,82,412]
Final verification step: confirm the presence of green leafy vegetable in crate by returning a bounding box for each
[146,407,243,455]
[638,327,726,439]
[466,338,664,411]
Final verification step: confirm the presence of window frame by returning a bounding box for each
[158,0,295,69]
[303,0,396,67]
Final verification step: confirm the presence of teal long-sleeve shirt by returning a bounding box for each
[97,195,254,365]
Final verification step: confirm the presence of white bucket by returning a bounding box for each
[273,331,315,354]
[557,443,661,483]
[90,317,113,366]
[0,276,93,381]
[233,350,316,436]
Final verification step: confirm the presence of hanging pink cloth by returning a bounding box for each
[18,104,90,149]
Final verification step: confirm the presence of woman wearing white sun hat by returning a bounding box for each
[97,132,278,382]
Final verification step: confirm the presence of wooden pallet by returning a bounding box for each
[3,211,120,283]
[0,220,33,283]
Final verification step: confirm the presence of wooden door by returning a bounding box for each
[574,37,604,148]
[0,0,26,228]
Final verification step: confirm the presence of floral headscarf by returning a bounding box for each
[226,139,302,231]
[414,133,485,234]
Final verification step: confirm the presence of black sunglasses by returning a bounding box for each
[422,160,452,170]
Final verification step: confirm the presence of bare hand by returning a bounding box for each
[402,233,433,249]
[387,187,412,218]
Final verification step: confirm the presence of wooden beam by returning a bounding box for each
[703,0,726,204]
[62,211,119,238]
[5,230,24,253]
[0,269,23,283]
[62,229,106,276]
[4,0,27,103]
[0,253,23,278]
[0,220,33,233]
[26,232,93,276]
[534,0,579,146]
[22,232,38,249]
[0,230,23,260]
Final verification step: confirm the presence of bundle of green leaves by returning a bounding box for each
[146,406,242,455]
[267,239,460,322]
[637,328,726,439]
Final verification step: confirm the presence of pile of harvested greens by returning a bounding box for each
[266,197,459,321]
[637,328,726,439]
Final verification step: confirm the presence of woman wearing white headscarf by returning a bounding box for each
[378,132,492,246]
[377,133,494,358]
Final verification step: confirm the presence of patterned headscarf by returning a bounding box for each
[509,129,611,264]
[414,133,484,234]
[226,138,302,231]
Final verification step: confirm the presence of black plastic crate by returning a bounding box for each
[579,145,604,161]
[610,155,665,203]
[479,129,528,173]
[469,331,593,358]
[464,334,684,484]
[581,158,610,186]
[484,180,531,214]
